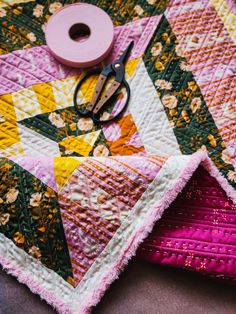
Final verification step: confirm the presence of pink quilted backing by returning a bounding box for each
[138,166,236,283]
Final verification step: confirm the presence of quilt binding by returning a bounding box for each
[0,0,236,312]
[0,152,236,313]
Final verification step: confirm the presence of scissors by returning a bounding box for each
[73,41,134,124]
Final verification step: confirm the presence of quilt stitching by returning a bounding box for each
[0,0,236,313]
[0,158,74,282]
[165,0,236,170]
[211,0,236,43]
[142,14,236,187]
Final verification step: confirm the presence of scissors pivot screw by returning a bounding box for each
[74,41,134,124]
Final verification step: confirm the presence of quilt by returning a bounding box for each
[0,0,236,313]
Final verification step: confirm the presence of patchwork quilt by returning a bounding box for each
[0,0,236,313]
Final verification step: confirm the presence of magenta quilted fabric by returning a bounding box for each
[138,166,236,283]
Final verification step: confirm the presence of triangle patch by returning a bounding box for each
[54,156,82,191]
[59,130,101,156]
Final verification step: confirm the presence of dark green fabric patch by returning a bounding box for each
[0,158,73,282]
[143,15,236,188]
[18,106,100,142]
[0,0,169,54]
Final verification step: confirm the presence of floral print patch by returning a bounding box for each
[0,158,73,282]
[0,0,168,54]
[143,15,236,188]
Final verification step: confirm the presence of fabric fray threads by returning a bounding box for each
[0,255,72,314]
[79,152,236,313]
[1,0,236,312]
[0,152,235,313]
[138,153,236,280]
[202,156,236,203]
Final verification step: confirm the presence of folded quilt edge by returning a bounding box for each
[0,152,235,314]
[79,152,236,313]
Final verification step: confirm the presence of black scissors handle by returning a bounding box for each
[73,68,100,117]
[73,69,130,124]
[73,41,134,124]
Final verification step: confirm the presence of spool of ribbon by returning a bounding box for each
[45,3,114,68]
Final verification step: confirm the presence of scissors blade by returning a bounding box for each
[93,80,121,114]
[117,41,134,65]
[86,73,107,111]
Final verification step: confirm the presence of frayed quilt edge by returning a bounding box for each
[0,255,73,314]
[79,152,236,313]
[0,152,235,314]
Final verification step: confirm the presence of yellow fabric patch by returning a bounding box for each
[12,87,42,120]
[0,142,24,158]
[0,94,19,149]
[0,94,17,121]
[125,58,140,77]
[78,74,98,103]
[51,76,83,110]
[211,0,236,43]
[59,130,101,156]
[0,0,32,8]
[33,83,57,114]
[0,121,20,150]
[54,157,82,190]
